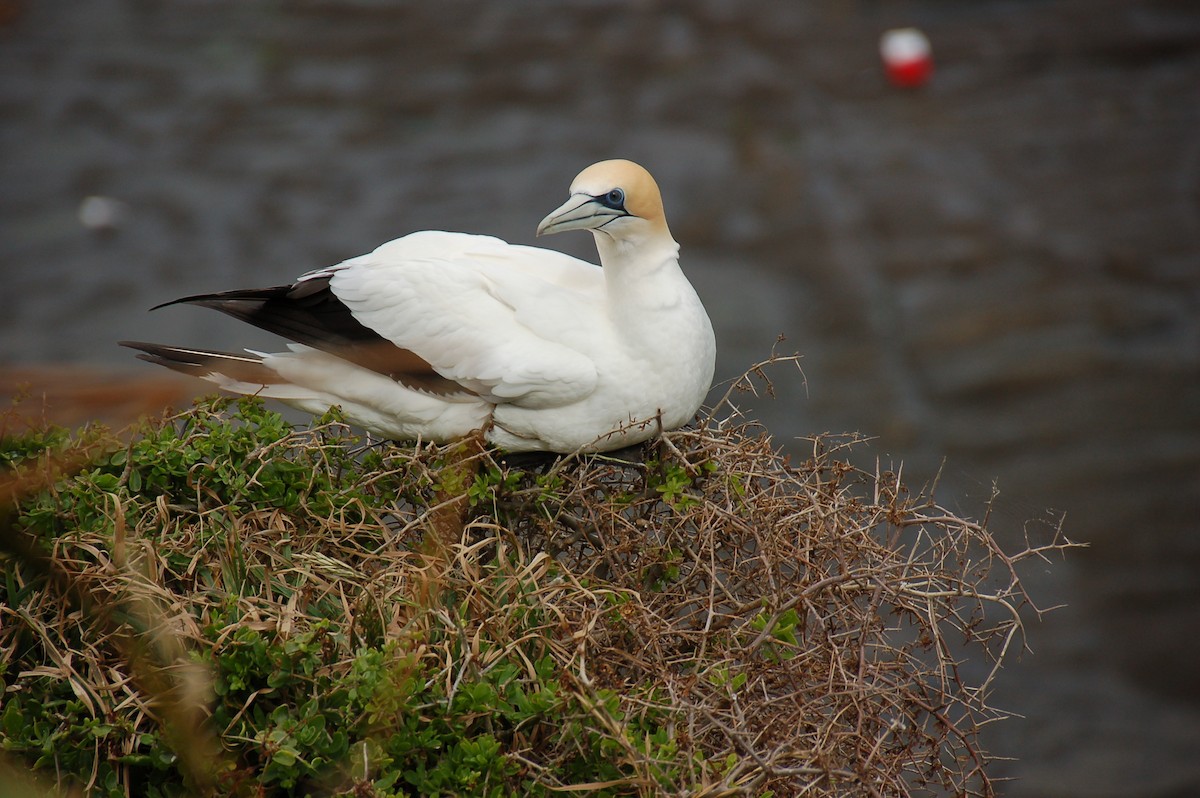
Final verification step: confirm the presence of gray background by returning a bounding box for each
[3,2,1198,795]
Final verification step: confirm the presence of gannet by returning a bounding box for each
[122,160,716,453]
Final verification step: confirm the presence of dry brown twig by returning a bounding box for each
[480,355,1079,795]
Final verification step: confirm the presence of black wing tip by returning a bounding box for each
[147,286,300,313]
[147,293,226,312]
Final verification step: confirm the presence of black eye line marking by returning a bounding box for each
[593,188,626,211]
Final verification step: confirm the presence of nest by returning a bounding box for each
[0,360,1073,797]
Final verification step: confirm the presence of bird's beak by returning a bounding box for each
[536,194,622,237]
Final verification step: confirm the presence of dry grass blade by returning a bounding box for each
[0,433,232,796]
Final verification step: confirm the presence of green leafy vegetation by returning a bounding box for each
[0,373,1076,796]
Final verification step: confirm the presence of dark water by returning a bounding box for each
[3,1,1199,794]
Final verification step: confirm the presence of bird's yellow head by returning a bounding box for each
[536,159,669,240]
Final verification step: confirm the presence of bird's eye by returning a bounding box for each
[605,188,625,208]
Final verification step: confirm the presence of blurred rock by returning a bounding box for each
[1,367,200,432]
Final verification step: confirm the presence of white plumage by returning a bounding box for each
[123,160,716,453]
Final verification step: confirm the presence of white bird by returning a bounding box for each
[122,159,716,453]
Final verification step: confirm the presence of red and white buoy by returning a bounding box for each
[880,27,933,88]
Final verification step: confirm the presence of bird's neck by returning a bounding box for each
[594,231,691,320]
[594,231,681,283]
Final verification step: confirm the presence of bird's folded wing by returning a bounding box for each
[329,251,601,409]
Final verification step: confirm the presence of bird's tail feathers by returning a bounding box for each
[118,341,318,400]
